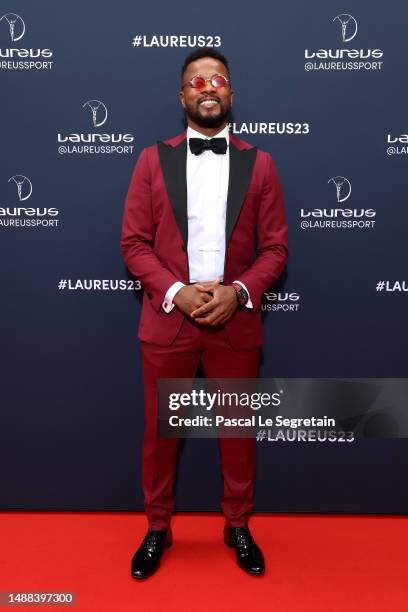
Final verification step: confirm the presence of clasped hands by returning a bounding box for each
[172,277,238,327]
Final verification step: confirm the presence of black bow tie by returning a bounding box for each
[189,137,228,156]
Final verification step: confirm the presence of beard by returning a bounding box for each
[184,98,231,129]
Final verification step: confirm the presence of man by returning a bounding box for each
[121,48,288,579]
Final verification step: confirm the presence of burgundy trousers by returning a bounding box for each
[140,316,260,530]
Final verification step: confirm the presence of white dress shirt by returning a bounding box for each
[162,125,252,312]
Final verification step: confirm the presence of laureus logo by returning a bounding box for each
[0,12,54,70]
[1,175,60,229]
[56,100,134,155]
[328,176,351,203]
[304,14,383,71]
[299,175,376,230]
[8,175,32,201]
[332,14,358,43]
[83,100,108,128]
[0,13,25,42]
[262,292,301,313]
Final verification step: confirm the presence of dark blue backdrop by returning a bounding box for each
[1,0,407,512]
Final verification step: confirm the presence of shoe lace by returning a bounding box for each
[144,531,160,552]
[143,530,166,552]
[234,528,252,547]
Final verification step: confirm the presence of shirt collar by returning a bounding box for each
[187,124,229,144]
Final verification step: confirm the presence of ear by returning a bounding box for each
[230,88,234,106]
[178,89,186,110]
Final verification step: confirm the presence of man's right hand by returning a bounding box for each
[172,284,213,317]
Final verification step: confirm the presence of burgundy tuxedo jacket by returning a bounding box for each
[121,130,288,348]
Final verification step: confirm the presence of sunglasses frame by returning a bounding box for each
[182,73,230,90]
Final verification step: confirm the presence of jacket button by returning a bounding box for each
[147,292,152,299]
[181,245,185,251]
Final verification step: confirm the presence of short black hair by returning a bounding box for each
[181,47,230,80]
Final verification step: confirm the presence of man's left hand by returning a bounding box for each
[190,278,238,326]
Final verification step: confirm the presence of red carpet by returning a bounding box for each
[0,512,407,611]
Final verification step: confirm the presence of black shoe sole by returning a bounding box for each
[241,566,265,576]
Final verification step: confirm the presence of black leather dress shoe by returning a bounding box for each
[224,525,265,575]
[131,529,172,579]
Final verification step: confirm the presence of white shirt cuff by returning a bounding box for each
[232,280,253,309]
[162,281,186,313]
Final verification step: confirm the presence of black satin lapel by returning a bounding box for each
[157,139,188,245]
[225,143,257,245]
